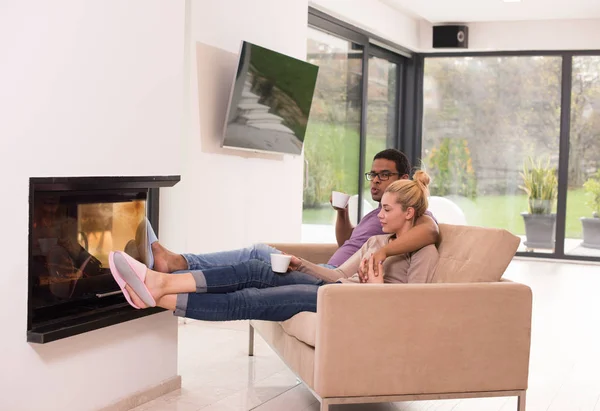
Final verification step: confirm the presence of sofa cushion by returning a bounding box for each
[432,224,520,283]
[280,311,317,347]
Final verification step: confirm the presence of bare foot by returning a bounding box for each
[143,268,167,303]
[152,242,188,273]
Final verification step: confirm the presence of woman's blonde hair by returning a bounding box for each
[384,170,431,218]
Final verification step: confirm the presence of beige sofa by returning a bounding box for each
[250,224,532,411]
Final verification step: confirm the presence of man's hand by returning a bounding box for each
[330,193,348,212]
[365,254,384,283]
[371,248,386,278]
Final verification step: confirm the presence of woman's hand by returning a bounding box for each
[287,254,302,272]
[365,254,384,283]
[358,256,369,283]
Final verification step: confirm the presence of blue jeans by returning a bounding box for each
[181,243,337,270]
[174,259,329,322]
[182,243,278,270]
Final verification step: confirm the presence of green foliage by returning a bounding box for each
[302,122,360,208]
[302,122,388,208]
[583,170,600,215]
[424,138,477,199]
[519,157,558,214]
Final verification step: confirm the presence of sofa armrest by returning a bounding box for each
[268,243,338,265]
[313,281,532,398]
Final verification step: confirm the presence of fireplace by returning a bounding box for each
[28,176,180,343]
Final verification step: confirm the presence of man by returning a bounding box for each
[148,149,439,274]
[327,148,437,268]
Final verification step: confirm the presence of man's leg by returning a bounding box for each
[181,243,280,271]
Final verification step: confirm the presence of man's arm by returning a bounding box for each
[368,215,439,278]
[334,208,354,246]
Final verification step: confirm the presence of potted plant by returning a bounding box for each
[519,157,558,250]
[581,170,600,249]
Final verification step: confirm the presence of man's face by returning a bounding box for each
[368,159,408,202]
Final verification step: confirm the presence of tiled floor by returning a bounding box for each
[132,259,600,411]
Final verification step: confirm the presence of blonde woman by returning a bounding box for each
[108,171,439,322]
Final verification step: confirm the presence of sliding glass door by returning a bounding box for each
[302,13,407,243]
[421,52,600,262]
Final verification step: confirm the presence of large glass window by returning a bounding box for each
[566,56,600,257]
[422,56,562,253]
[362,53,399,216]
[302,15,407,243]
[302,27,363,243]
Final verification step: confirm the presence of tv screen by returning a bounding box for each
[222,41,319,155]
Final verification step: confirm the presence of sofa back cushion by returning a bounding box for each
[431,224,520,283]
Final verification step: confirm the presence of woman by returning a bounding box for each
[109,171,439,322]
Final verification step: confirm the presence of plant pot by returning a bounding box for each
[528,199,553,215]
[521,212,556,250]
[580,216,600,249]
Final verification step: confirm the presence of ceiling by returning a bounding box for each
[383,0,600,22]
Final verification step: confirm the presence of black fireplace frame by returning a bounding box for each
[28,175,180,343]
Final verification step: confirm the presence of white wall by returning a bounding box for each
[311,0,421,50]
[419,18,600,51]
[178,0,310,254]
[0,1,184,409]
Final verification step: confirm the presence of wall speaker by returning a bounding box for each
[432,25,469,49]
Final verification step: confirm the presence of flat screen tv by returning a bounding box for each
[222,41,319,155]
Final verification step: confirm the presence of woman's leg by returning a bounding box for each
[191,259,324,293]
[169,284,321,322]
[142,259,324,303]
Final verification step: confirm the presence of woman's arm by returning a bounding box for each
[292,237,378,282]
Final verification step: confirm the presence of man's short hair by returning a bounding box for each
[373,149,411,176]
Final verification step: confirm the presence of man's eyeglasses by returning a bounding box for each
[365,172,400,181]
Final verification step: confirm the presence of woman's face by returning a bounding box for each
[377,192,415,234]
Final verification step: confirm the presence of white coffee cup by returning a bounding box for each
[271,253,292,273]
[332,191,351,209]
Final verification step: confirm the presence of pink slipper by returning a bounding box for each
[109,251,156,309]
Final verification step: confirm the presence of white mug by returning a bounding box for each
[271,253,292,273]
[332,191,351,208]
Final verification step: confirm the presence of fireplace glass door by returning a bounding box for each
[29,190,151,327]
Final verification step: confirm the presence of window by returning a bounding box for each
[422,56,562,253]
[302,27,363,243]
[566,56,600,257]
[362,51,401,215]
[302,11,407,243]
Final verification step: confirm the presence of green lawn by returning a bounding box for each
[302,206,336,225]
[303,188,594,238]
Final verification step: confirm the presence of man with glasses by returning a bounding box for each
[146,149,438,274]
[326,148,438,268]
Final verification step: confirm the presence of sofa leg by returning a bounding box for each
[518,391,526,411]
[248,323,255,357]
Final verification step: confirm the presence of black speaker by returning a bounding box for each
[432,25,469,48]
